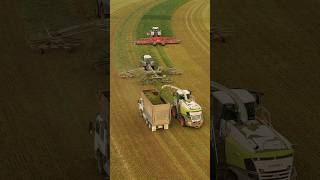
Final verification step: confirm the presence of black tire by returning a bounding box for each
[179,115,185,127]
[225,170,238,180]
[171,106,177,119]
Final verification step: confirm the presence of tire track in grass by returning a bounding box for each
[185,0,209,54]
[110,135,135,179]
[161,131,210,179]
[163,1,211,175]
[193,1,210,48]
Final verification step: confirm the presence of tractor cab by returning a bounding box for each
[141,55,155,70]
[149,26,162,37]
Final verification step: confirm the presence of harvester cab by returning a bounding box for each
[170,88,203,128]
[176,89,192,101]
[211,82,297,180]
[148,26,162,37]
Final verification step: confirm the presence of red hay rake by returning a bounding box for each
[135,36,181,46]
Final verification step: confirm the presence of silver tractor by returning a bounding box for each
[147,27,162,37]
[140,54,156,71]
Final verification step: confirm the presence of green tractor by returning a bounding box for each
[211,81,297,180]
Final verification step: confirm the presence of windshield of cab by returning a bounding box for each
[222,104,237,120]
[190,113,201,121]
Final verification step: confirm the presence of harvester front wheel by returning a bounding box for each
[171,107,177,119]
[179,116,185,127]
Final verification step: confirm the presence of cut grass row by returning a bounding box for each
[113,1,163,70]
[135,0,188,68]
[136,0,187,38]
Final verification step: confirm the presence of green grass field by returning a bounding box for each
[134,0,187,69]
[136,0,186,38]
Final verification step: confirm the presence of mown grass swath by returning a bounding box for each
[135,0,187,67]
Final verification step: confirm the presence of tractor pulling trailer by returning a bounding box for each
[211,81,297,180]
[138,85,204,131]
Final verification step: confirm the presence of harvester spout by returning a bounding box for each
[161,85,181,91]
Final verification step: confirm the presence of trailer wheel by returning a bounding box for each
[179,116,185,127]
